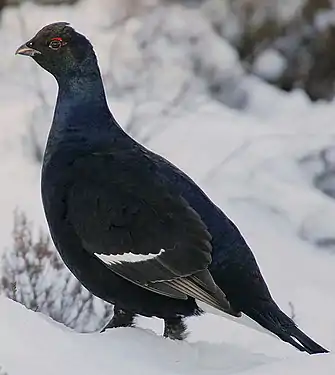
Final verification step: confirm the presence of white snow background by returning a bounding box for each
[0,0,334,374]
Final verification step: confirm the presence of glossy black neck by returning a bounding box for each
[56,56,108,108]
[47,56,125,155]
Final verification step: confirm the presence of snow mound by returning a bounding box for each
[0,297,333,375]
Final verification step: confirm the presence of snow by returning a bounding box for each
[253,49,287,81]
[0,0,335,374]
[1,296,334,375]
[275,0,305,22]
[314,9,335,31]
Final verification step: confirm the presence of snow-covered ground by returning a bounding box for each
[0,0,334,374]
[0,296,334,375]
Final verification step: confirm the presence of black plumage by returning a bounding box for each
[16,22,328,354]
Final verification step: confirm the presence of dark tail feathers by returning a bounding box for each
[246,303,329,355]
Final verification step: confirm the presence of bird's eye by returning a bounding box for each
[49,39,63,50]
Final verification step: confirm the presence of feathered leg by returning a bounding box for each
[163,316,188,340]
[101,306,135,332]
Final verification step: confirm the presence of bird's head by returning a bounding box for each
[15,22,96,80]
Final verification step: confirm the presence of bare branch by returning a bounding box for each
[0,210,112,332]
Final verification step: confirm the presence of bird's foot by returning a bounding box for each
[101,307,135,333]
[163,316,188,340]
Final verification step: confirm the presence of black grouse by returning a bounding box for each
[16,22,328,354]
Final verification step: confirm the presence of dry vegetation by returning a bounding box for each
[225,0,335,100]
[0,211,112,332]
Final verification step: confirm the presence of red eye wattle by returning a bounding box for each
[49,37,66,50]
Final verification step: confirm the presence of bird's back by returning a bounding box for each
[150,152,273,304]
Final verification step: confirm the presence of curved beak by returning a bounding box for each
[15,43,41,57]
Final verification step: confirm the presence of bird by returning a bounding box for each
[16,22,328,354]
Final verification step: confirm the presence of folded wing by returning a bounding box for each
[66,151,239,316]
